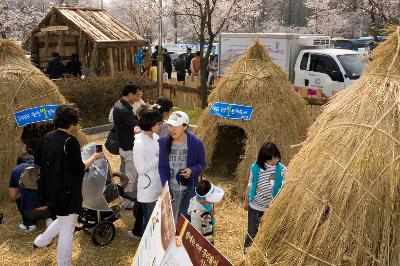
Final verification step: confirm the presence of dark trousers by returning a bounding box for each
[16,200,35,226]
[131,201,143,236]
[167,71,172,79]
[177,71,185,82]
[244,206,264,250]
[23,208,54,223]
[179,186,195,222]
[141,202,156,232]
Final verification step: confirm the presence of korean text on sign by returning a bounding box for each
[14,105,59,127]
[210,102,253,120]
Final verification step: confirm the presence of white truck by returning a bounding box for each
[218,33,368,98]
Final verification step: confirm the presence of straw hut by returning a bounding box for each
[0,39,87,201]
[240,27,400,265]
[194,42,309,190]
[24,6,149,76]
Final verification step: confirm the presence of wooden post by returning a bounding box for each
[118,48,123,72]
[108,47,115,76]
[78,31,85,63]
[131,47,135,74]
[50,11,56,26]
[123,48,128,71]
[43,32,50,57]
[57,31,65,55]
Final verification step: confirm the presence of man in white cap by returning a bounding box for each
[187,179,224,244]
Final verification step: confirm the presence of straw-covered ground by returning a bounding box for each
[0,133,247,265]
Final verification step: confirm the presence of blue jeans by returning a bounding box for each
[141,202,156,232]
[244,207,264,250]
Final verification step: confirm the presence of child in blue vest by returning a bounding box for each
[188,179,224,244]
[242,142,287,252]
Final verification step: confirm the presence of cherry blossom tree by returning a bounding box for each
[304,0,400,37]
[171,0,260,107]
[107,0,159,42]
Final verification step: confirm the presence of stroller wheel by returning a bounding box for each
[91,221,115,246]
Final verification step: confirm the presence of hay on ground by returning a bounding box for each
[240,27,400,265]
[195,41,309,192]
[0,39,87,201]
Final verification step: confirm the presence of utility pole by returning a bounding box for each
[101,0,103,9]
[157,0,164,96]
[173,0,178,44]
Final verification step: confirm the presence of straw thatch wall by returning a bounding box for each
[195,42,309,192]
[0,40,86,201]
[240,27,400,265]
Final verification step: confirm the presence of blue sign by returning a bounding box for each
[14,105,59,127]
[210,102,253,120]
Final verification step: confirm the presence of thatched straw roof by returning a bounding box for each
[240,27,400,265]
[25,7,148,48]
[194,41,309,191]
[0,39,86,201]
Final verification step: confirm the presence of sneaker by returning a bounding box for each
[45,218,54,228]
[19,224,37,233]
[127,231,141,240]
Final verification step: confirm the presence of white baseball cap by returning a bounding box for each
[196,184,225,203]
[166,111,189,127]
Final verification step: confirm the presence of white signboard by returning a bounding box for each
[219,36,289,75]
[133,184,175,266]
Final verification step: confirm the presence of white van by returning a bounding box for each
[294,49,368,97]
[219,33,369,98]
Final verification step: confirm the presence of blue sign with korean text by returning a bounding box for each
[210,102,253,120]
[14,105,59,127]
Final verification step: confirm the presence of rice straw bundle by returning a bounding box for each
[240,27,400,265]
[195,41,309,192]
[0,39,87,201]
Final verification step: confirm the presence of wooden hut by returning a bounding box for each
[24,6,149,76]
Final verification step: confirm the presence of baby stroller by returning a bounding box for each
[76,143,128,246]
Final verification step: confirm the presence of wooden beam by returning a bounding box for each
[96,40,149,48]
[40,25,69,32]
[39,42,77,48]
[108,47,115,76]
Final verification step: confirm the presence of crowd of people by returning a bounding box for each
[139,46,218,86]
[8,83,286,265]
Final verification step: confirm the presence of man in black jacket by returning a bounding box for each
[33,104,103,265]
[185,47,195,75]
[163,48,172,79]
[46,52,65,79]
[65,53,82,77]
[113,84,143,239]
[113,84,142,199]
